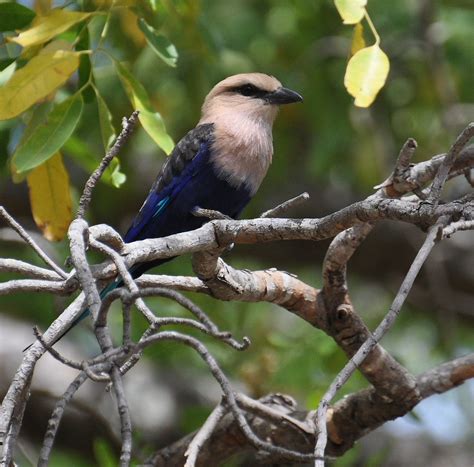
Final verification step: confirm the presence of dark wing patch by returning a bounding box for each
[153,123,214,193]
[124,123,214,243]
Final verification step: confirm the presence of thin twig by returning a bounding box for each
[110,366,133,466]
[261,192,310,218]
[33,326,82,370]
[0,207,68,278]
[0,278,69,296]
[184,401,227,467]
[428,123,474,205]
[443,219,474,238]
[236,393,313,434]
[77,111,140,219]
[38,372,88,466]
[192,207,232,220]
[89,223,125,252]
[373,138,417,191]
[0,258,63,280]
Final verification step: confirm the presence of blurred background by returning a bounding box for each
[0,0,473,465]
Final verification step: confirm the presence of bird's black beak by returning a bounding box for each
[265,87,303,105]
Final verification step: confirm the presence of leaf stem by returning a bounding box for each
[364,10,380,45]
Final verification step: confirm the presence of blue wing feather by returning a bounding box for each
[123,140,212,243]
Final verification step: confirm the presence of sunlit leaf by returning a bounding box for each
[147,0,159,11]
[0,3,36,32]
[27,152,72,241]
[344,44,389,107]
[10,9,91,48]
[351,22,366,56]
[334,0,367,25]
[96,92,116,150]
[138,18,178,67]
[12,94,83,172]
[115,61,174,154]
[0,50,80,120]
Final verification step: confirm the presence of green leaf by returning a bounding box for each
[12,94,83,173]
[344,44,390,107]
[10,101,52,182]
[115,60,174,154]
[96,92,116,151]
[0,3,36,32]
[137,18,178,67]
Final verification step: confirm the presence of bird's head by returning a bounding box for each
[200,73,303,126]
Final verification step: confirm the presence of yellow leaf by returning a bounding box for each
[10,9,91,48]
[344,44,390,107]
[335,0,367,25]
[350,22,366,56]
[0,50,79,120]
[27,152,72,241]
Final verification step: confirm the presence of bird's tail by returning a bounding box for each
[23,281,120,352]
[24,260,171,351]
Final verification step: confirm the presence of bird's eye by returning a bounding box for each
[239,84,257,96]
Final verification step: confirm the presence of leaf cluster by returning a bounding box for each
[0,1,176,240]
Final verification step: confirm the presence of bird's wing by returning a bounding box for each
[124,123,214,243]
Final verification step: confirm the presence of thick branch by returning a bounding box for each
[147,353,474,465]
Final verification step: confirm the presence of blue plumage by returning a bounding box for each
[124,129,251,276]
[125,139,250,245]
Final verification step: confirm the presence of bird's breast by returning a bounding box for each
[209,118,273,196]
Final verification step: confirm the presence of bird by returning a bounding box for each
[42,73,303,347]
[123,72,303,274]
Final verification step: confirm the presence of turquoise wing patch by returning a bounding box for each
[153,197,171,218]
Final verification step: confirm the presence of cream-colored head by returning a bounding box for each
[198,73,302,195]
[199,73,301,126]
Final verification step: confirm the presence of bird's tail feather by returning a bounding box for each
[24,260,172,351]
[23,281,121,352]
